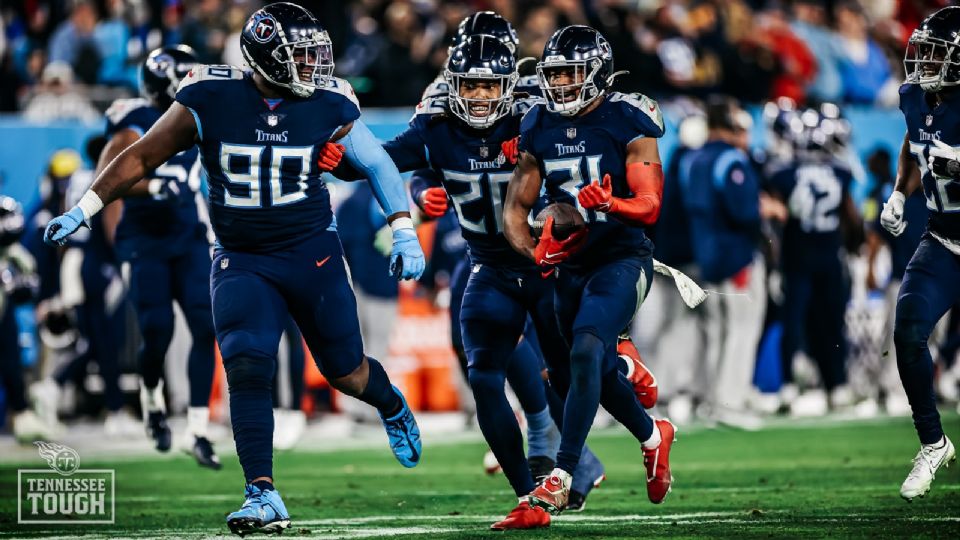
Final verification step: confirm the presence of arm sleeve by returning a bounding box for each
[340,119,411,216]
[332,125,429,181]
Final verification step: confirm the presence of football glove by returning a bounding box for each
[419,187,449,218]
[929,139,960,179]
[501,136,519,165]
[534,216,586,267]
[43,207,86,246]
[578,174,614,212]
[317,141,345,172]
[148,178,182,201]
[390,227,425,281]
[880,191,907,237]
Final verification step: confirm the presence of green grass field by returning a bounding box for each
[1,415,958,539]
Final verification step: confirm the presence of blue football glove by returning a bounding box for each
[389,228,425,281]
[44,206,86,246]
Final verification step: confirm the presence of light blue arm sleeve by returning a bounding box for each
[340,119,410,217]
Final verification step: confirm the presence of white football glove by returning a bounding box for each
[880,191,907,237]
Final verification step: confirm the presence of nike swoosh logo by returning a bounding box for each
[315,256,331,268]
[545,251,563,259]
[541,269,555,279]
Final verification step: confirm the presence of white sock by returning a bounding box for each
[642,422,662,450]
[140,381,166,413]
[187,407,209,438]
[549,467,572,487]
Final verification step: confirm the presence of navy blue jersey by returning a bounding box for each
[900,83,960,241]
[518,92,664,268]
[678,140,761,282]
[383,96,537,268]
[104,98,206,258]
[768,162,852,271]
[175,65,361,252]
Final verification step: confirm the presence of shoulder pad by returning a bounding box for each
[177,64,244,92]
[609,92,665,137]
[411,96,448,123]
[512,96,543,117]
[105,98,151,126]
[321,77,360,109]
[420,77,451,101]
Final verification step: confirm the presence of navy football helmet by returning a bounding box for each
[444,35,518,129]
[141,45,198,111]
[240,2,334,98]
[905,6,960,92]
[450,11,519,57]
[0,196,24,248]
[536,26,613,116]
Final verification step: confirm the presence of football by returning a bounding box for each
[531,202,586,240]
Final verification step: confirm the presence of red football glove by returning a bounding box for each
[578,173,614,212]
[419,187,449,218]
[534,216,587,267]
[501,136,519,165]
[317,142,345,171]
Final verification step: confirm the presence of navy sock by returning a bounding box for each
[599,365,654,443]
[252,480,274,492]
[505,338,548,415]
[556,333,604,474]
[186,316,216,408]
[469,367,534,497]
[225,355,276,482]
[360,357,402,416]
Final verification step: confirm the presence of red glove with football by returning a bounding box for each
[317,142,345,171]
[534,216,586,267]
[419,187,449,218]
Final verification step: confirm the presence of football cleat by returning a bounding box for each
[618,337,658,409]
[643,419,676,504]
[490,500,550,530]
[569,448,605,511]
[378,386,422,468]
[189,435,223,470]
[528,455,555,484]
[226,484,291,536]
[900,436,956,501]
[527,469,570,514]
[566,490,588,512]
[145,411,172,453]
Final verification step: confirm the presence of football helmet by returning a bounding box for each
[450,11,519,57]
[240,2,334,98]
[0,196,24,248]
[536,26,613,116]
[141,45,198,111]
[444,35,518,129]
[904,6,960,92]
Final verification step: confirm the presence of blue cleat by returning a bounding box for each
[379,386,422,468]
[226,484,290,536]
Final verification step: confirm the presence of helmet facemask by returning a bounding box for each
[904,29,960,92]
[445,69,518,129]
[245,26,334,98]
[537,58,603,116]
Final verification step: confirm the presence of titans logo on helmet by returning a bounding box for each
[251,14,278,43]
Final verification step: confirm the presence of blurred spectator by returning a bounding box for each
[755,7,817,103]
[835,1,897,106]
[22,62,99,123]
[94,0,138,88]
[162,0,223,64]
[48,0,101,85]
[362,1,435,106]
[790,0,844,103]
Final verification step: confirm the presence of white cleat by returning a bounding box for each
[104,410,142,438]
[12,409,62,444]
[900,436,956,501]
[29,378,61,427]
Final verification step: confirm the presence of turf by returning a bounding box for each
[1,414,958,538]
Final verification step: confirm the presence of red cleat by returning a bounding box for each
[490,501,551,530]
[643,419,676,504]
[618,337,658,409]
[527,472,570,514]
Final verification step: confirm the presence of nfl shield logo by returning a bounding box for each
[479,146,489,158]
[566,127,576,139]
[220,257,230,270]
[267,114,279,127]
[927,114,934,126]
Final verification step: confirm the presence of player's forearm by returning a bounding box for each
[89,145,157,204]
[341,120,411,216]
[894,133,921,196]
[503,205,536,260]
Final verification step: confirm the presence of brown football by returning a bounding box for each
[532,202,586,240]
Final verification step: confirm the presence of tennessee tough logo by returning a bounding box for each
[251,13,277,43]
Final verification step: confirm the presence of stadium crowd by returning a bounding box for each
[0,0,952,115]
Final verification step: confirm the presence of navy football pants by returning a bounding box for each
[126,238,215,407]
[894,234,953,445]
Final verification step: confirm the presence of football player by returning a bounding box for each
[503,25,675,513]
[43,2,425,535]
[767,103,861,414]
[880,5,959,501]
[97,45,220,468]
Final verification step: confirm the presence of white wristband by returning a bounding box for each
[77,190,104,220]
[390,216,415,232]
[888,191,905,205]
